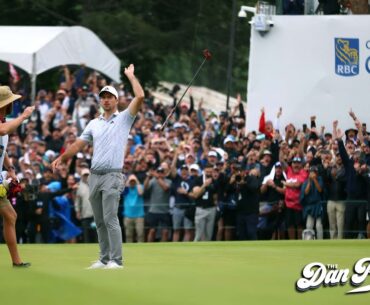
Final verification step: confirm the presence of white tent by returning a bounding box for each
[0,26,121,101]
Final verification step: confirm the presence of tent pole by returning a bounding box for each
[30,53,37,104]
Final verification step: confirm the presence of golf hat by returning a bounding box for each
[99,86,118,99]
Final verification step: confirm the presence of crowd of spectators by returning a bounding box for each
[0,65,369,244]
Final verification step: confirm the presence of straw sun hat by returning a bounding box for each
[0,86,21,112]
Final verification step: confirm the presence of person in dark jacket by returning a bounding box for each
[300,166,324,239]
[364,166,370,239]
[28,183,72,243]
[229,167,262,240]
[260,162,286,240]
[335,126,367,238]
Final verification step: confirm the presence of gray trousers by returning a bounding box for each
[89,172,124,265]
[194,207,216,241]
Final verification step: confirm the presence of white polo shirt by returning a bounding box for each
[80,109,135,170]
[0,135,8,171]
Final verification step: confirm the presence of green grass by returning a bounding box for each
[0,241,369,305]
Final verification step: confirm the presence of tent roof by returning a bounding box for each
[0,26,121,82]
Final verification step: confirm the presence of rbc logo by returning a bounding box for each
[335,38,359,76]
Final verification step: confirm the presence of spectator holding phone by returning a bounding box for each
[300,166,324,239]
[123,174,144,243]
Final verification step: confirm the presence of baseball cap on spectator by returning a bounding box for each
[47,181,62,192]
[128,134,134,141]
[144,110,154,119]
[292,157,302,163]
[81,84,89,91]
[77,152,84,159]
[30,137,42,144]
[56,89,67,96]
[261,150,272,158]
[189,164,200,172]
[173,122,182,129]
[81,168,90,176]
[181,164,188,170]
[99,86,118,99]
[274,161,282,167]
[208,151,218,158]
[25,169,34,175]
[154,124,162,130]
[223,136,235,145]
[45,150,56,159]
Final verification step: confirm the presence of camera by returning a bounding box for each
[23,179,40,201]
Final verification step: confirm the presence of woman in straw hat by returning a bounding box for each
[0,86,35,267]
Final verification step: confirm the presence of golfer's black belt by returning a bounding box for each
[90,169,122,175]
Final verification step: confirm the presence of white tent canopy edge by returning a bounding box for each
[0,26,121,102]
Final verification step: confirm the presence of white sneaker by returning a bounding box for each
[86,260,106,270]
[104,261,123,269]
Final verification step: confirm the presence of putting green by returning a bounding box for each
[0,241,369,305]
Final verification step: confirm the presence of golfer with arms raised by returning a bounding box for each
[52,64,144,269]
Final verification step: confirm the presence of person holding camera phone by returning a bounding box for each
[123,174,145,243]
[189,165,218,241]
[300,166,324,239]
[144,164,172,242]
[260,162,286,240]
[228,166,262,240]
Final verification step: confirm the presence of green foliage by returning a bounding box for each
[0,0,256,96]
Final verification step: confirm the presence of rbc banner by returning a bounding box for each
[247,16,370,132]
